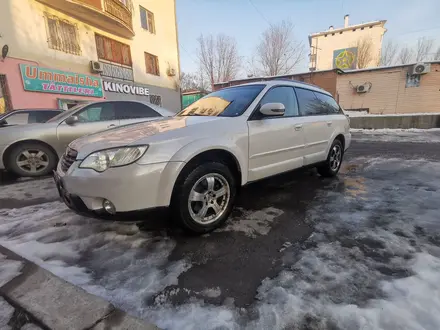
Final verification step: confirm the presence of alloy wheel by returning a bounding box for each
[329,144,342,171]
[188,173,231,225]
[16,149,50,174]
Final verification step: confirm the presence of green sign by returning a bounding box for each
[20,64,103,98]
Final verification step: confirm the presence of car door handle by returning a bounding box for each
[294,124,303,131]
[326,121,333,126]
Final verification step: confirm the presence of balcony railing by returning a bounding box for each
[35,0,134,38]
[104,0,133,30]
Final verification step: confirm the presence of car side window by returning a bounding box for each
[259,86,298,117]
[35,111,61,123]
[4,112,30,125]
[76,103,116,122]
[295,88,328,116]
[314,92,341,114]
[115,102,160,119]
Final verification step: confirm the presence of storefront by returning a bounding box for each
[102,78,181,112]
[0,57,104,111]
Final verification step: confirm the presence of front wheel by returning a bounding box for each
[7,143,58,177]
[317,139,344,177]
[171,162,237,234]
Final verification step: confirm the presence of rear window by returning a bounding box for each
[314,92,341,114]
[178,85,265,117]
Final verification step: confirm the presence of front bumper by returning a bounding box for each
[55,160,185,214]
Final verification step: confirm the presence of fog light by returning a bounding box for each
[103,199,116,214]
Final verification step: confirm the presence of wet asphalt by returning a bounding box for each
[1,138,440,311]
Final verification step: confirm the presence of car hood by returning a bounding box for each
[70,116,226,157]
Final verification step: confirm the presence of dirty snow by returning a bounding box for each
[0,178,58,201]
[0,297,14,329]
[1,157,440,330]
[0,253,23,287]
[351,128,440,143]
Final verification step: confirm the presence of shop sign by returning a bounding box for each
[19,64,103,97]
[103,81,150,96]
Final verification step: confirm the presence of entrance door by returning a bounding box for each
[58,99,89,110]
[247,86,306,182]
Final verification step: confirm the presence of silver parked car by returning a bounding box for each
[0,101,173,177]
[55,80,351,234]
[0,109,63,127]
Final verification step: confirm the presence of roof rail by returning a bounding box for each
[271,78,323,89]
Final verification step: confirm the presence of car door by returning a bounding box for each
[294,87,331,166]
[56,102,120,150]
[314,91,346,140]
[247,86,306,182]
[115,101,163,126]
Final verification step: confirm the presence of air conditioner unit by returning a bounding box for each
[90,61,103,73]
[411,63,431,75]
[356,83,371,93]
[167,67,176,77]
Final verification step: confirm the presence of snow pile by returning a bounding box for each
[0,177,58,201]
[351,128,440,143]
[0,253,23,287]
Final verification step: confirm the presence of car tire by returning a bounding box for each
[171,162,237,234]
[317,139,344,178]
[7,142,58,177]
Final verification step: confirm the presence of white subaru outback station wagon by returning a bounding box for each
[54,80,351,234]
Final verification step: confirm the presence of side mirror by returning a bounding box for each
[65,115,78,125]
[259,103,285,116]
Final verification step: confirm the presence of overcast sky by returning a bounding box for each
[176,0,440,76]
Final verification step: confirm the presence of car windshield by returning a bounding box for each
[46,104,88,123]
[177,85,265,117]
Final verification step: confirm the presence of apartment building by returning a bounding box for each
[0,0,180,114]
[309,15,386,71]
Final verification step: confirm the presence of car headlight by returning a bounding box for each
[80,146,148,172]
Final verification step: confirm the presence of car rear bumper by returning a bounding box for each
[55,160,185,214]
[344,132,352,150]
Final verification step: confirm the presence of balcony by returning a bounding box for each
[36,0,135,38]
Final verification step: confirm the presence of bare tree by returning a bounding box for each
[179,71,209,93]
[380,40,399,67]
[354,37,374,69]
[415,37,434,62]
[434,46,440,61]
[253,20,305,76]
[398,47,415,64]
[196,34,240,88]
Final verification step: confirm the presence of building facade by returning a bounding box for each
[337,62,440,114]
[0,0,180,114]
[309,15,386,71]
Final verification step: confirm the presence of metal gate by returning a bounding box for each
[0,75,12,114]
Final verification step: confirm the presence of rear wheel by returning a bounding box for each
[317,139,344,177]
[171,162,237,234]
[7,143,58,177]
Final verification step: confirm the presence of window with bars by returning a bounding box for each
[95,34,132,67]
[145,52,160,76]
[140,6,155,33]
[46,16,81,55]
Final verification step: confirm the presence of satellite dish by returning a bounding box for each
[1,45,8,59]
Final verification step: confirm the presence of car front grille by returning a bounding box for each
[60,147,78,173]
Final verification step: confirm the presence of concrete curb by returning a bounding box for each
[0,246,159,330]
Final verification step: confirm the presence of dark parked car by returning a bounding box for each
[0,109,63,127]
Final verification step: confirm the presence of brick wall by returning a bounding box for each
[337,64,440,114]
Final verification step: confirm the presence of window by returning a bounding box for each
[145,52,160,75]
[314,92,341,114]
[295,88,328,116]
[46,16,81,55]
[76,103,116,122]
[259,86,298,117]
[3,112,29,125]
[95,34,132,66]
[34,111,62,123]
[115,102,160,119]
[140,6,155,33]
[178,85,265,117]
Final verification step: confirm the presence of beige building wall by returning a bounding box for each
[309,19,386,71]
[337,64,440,114]
[0,0,180,90]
